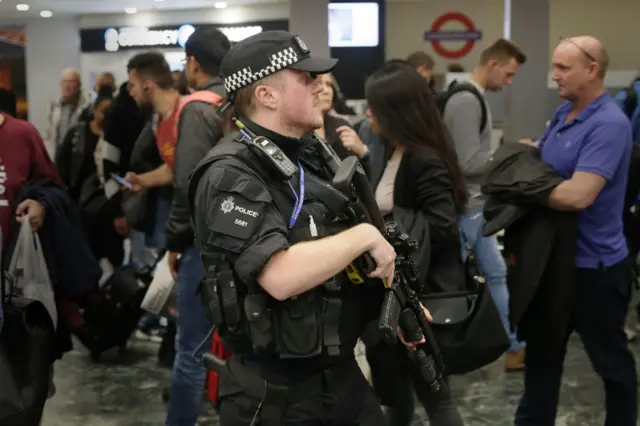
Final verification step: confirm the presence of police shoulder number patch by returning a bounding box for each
[211,192,265,240]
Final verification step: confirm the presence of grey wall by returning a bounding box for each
[25,17,81,137]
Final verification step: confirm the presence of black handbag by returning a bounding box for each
[122,189,156,233]
[0,268,55,425]
[421,239,510,375]
[78,174,109,221]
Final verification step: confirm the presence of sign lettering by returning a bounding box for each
[423,12,483,59]
[80,21,288,53]
[103,25,264,52]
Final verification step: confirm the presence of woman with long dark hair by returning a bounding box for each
[358,61,467,426]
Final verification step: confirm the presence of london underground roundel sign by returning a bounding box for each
[423,12,483,59]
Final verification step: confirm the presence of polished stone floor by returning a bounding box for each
[41,335,640,426]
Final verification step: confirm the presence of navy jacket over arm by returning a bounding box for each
[25,183,102,297]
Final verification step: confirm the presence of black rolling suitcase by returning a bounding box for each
[77,264,148,361]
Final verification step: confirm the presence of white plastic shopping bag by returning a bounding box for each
[140,251,176,316]
[8,217,57,329]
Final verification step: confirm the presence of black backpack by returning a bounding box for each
[623,78,640,120]
[621,79,640,257]
[436,80,488,133]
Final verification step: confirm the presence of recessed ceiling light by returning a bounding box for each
[124,7,137,14]
[16,4,30,11]
[214,2,228,9]
[153,0,164,2]
[40,10,53,17]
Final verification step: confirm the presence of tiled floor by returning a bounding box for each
[41,335,640,426]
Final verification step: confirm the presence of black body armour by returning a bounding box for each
[188,130,379,374]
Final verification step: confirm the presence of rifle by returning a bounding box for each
[313,135,447,394]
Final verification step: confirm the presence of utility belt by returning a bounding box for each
[200,252,346,359]
[224,355,360,426]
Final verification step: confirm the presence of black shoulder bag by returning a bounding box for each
[420,235,510,375]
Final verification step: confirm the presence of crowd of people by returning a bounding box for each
[0,26,638,426]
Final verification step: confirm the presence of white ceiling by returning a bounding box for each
[0,0,285,19]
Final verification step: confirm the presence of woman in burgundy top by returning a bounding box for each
[0,112,60,247]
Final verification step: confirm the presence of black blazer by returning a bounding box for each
[369,139,465,293]
[323,113,350,158]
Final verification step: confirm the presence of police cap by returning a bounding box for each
[221,30,338,96]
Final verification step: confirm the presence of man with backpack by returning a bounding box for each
[407,51,436,91]
[123,30,230,424]
[440,39,527,371]
[164,28,230,426]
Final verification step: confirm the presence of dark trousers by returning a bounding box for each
[366,341,463,426]
[515,259,637,426]
[218,358,385,426]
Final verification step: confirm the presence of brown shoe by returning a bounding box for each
[505,347,526,371]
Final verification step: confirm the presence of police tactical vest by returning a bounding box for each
[188,132,372,360]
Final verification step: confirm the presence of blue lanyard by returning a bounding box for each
[287,161,305,229]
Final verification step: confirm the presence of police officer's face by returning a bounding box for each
[279,70,324,131]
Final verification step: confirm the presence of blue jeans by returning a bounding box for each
[133,196,172,332]
[165,247,211,426]
[148,195,172,250]
[460,206,524,353]
[130,231,157,269]
[515,260,637,426]
[130,195,172,267]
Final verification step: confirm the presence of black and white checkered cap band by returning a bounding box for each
[224,47,299,92]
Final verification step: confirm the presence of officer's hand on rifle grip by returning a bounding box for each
[397,305,433,351]
[360,253,378,276]
[365,226,397,287]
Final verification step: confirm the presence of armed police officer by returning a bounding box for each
[188,31,415,425]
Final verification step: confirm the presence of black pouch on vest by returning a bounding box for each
[219,270,241,326]
[274,290,322,358]
[201,267,224,326]
[245,294,274,352]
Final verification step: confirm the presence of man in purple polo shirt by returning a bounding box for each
[515,36,637,426]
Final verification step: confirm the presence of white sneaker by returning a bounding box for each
[625,326,637,342]
[47,365,56,399]
[135,329,163,343]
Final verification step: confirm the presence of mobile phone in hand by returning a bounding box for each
[111,173,133,190]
